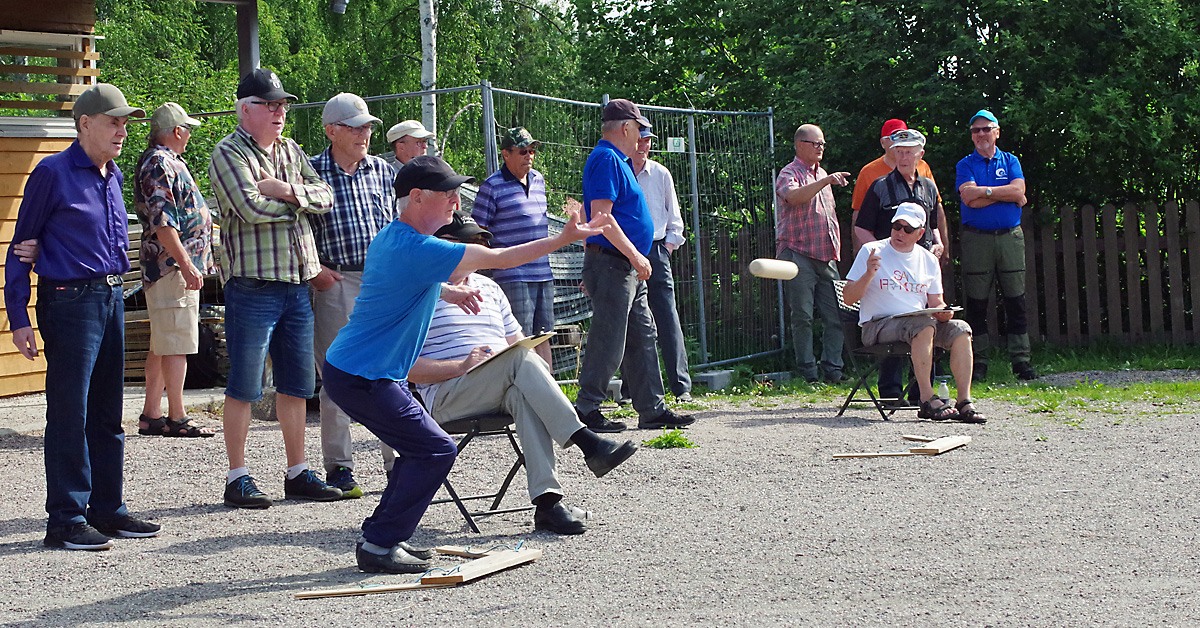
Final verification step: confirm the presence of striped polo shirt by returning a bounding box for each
[471,165,553,284]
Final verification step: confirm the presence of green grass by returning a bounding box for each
[641,428,696,449]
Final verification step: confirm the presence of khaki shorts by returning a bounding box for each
[145,271,200,356]
[862,315,971,350]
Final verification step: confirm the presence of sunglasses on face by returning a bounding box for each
[518,148,537,156]
[798,139,826,148]
[892,222,918,234]
[971,126,997,134]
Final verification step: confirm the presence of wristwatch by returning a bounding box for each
[985,187,993,197]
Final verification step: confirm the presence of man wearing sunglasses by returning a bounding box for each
[842,204,986,424]
[954,110,1036,382]
[471,127,555,366]
[209,68,340,509]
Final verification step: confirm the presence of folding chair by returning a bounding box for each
[412,389,533,533]
[832,280,920,421]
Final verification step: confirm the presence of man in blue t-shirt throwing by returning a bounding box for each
[321,156,608,574]
[955,110,1037,382]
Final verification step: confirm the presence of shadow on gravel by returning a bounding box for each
[155,526,358,557]
[722,405,899,429]
[0,433,41,450]
[1,565,362,628]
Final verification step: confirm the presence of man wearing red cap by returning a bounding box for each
[851,119,948,263]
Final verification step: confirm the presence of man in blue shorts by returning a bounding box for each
[321,156,608,574]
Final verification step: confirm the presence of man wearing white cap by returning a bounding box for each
[134,102,215,439]
[842,203,986,424]
[5,83,162,549]
[385,119,436,176]
[307,93,396,498]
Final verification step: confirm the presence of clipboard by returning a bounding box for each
[869,306,962,322]
[464,331,556,374]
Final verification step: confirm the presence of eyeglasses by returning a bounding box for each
[970,126,997,134]
[336,122,375,133]
[892,222,918,234]
[798,139,826,148]
[518,148,537,156]
[251,100,291,113]
[400,138,429,145]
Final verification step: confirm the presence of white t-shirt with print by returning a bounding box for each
[846,239,943,326]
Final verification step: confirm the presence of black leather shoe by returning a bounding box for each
[534,502,587,535]
[638,409,696,430]
[356,544,430,574]
[1012,361,1038,380]
[576,408,627,433]
[585,439,637,478]
[399,541,434,560]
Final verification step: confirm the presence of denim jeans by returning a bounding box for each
[223,277,316,402]
[37,280,128,527]
[576,248,666,420]
[779,249,844,380]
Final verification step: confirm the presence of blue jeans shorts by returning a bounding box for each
[223,277,316,402]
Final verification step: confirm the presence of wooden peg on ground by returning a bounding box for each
[421,548,542,585]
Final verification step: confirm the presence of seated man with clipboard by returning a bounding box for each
[409,210,638,535]
[842,203,986,423]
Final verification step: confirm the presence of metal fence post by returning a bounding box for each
[686,112,709,365]
[768,106,785,352]
[481,80,498,175]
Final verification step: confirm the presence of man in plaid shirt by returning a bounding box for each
[774,124,851,383]
[208,68,339,509]
[306,93,396,500]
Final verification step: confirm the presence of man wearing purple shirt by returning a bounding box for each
[4,84,161,551]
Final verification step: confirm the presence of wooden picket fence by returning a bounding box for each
[1016,200,1199,346]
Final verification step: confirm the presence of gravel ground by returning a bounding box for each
[1,372,1198,627]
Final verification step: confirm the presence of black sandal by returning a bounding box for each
[954,399,987,424]
[138,415,166,436]
[918,398,960,422]
[162,417,216,438]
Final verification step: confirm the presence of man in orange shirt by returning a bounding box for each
[851,119,948,265]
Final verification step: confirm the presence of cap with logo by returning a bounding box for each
[892,202,926,229]
[236,67,296,102]
[386,120,436,144]
[150,102,202,135]
[969,109,998,126]
[435,209,493,242]
[602,99,651,128]
[880,118,907,138]
[393,155,475,198]
[322,92,381,127]
[889,128,926,148]
[500,127,542,150]
[73,83,145,120]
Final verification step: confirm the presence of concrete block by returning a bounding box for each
[753,371,793,384]
[694,369,734,391]
[251,387,277,422]
[606,379,624,401]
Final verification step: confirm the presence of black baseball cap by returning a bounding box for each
[394,155,475,197]
[435,209,493,241]
[236,67,296,101]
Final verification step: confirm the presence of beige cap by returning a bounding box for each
[150,102,202,134]
[322,92,381,127]
[386,119,435,144]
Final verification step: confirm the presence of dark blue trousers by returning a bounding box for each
[37,281,128,527]
[321,362,457,548]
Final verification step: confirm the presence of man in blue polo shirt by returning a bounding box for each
[955,109,1036,381]
[472,126,555,365]
[574,99,695,432]
[321,156,607,574]
[5,84,161,550]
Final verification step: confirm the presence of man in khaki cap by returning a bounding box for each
[307,92,396,497]
[4,83,161,550]
[385,119,436,175]
[133,102,216,439]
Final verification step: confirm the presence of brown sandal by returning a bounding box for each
[954,399,987,424]
[162,417,216,438]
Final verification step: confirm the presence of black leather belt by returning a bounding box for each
[43,275,123,290]
[585,243,629,263]
[963,224,1017,236]
[323,262,364,272]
